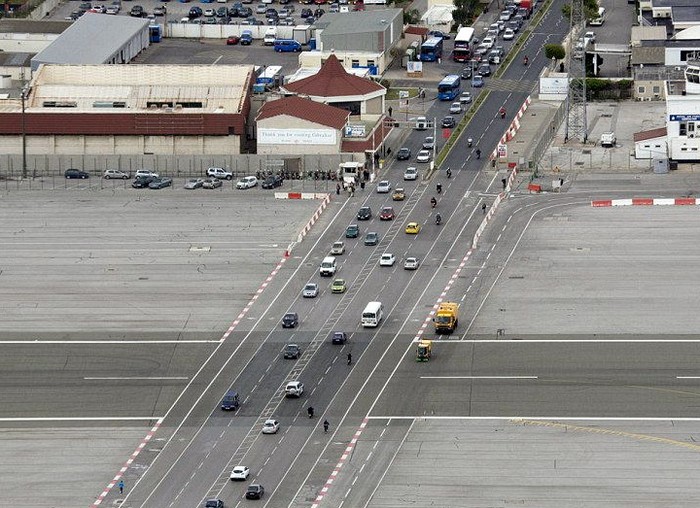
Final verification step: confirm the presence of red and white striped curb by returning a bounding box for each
[491,95,531,159]
[313,201,494,506]
[92,419,163,506]
[274,192,330,200]
[296,193,331,244]
[95,255,292,505]
[592,197,700,207]
[472,167,518,249]
[311,418,369,508]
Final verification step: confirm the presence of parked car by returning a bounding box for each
[230,466,250,481]
[153,5,166,15]
[148,177,173,189]
[261,174,283,189]
[282,312,298,328]
[236,176,258,189]
[103,169,129,179]
[129,5,144,16]
[226,35,240,45]
[202,177,222,189]
[135,169,159,178]
[302,283,319,298]
[64,169,89,179]
[261,419,280,434]
[396,147,411,161]
[240,30,253,44]
[207,167,233,180]
[283,343,301,359]
[184,178,206,189]
[245,484,265,500]
[131,175,155,188]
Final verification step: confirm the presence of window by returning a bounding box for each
[652,86,660,94]
[680,122,687,136]
[637,86,645,93]
[351,59,360,67]
[367,59,375,67]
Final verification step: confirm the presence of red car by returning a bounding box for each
[379,206,395,221]
[226,35,240,45]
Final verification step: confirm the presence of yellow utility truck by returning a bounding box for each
[433,302,459,333]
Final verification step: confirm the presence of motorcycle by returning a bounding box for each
[499,108,506,119]
[476,149,481,160]
[436,183,442,194]
[467,138,473,148]
[431,197,437,208]
[524,56,529,66]
[446,168,452,179]
[435,214,442,225]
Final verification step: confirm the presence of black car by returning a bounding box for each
[204,500,224,508]
[132,175,155,188]
[283,343,301,359]
[460,67,472,79]
[477,63,492,77]
[314,7,325,17]
[396,147,411,161]
[188,6,202,18]
[245,484,264,500]
[261,175,283,189]
[64,169,90,179]
[216,6,227,16]
[148,177,173,189]
[282,312,298,328]
[300,7,312,17]
[129,5,144,16]
[357,206,372,220]
[441,116,456,128]
[331,331,347,344]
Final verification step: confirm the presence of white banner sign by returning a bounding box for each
[258,128,337,145]
[539,77,568,95]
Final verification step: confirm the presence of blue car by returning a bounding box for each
[472,75,484,88]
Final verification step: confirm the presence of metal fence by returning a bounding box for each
[529,100,567,173]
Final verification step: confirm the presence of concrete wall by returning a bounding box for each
[634,80,665,100]
[0,152,363,178]
[28,0,62,20]
[364,96,383,115]
[166,22,296,40]
[0,134,241,155]
[0,33,58,53]
[0,65,30,80]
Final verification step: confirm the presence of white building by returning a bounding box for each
[665,63,700,161]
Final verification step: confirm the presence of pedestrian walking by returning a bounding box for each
[323,420,329,433]
[350,185,355,197]
[501,178,507,190]
[388,106,393,117]
[118,480,124,494]
[347,352,352,365]
[360,180,365,190]
[482,203,487,214]
[336,183,341,195]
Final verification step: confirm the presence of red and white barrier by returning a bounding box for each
[592,197,700,207]
[295,193,331,245]
[274,192,329,200]
[472,167,518,249]
[491,95,531,159]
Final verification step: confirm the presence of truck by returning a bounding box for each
[516,0,532,18]
[433,302,459,333]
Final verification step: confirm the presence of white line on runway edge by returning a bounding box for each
[0,416,164,422]
[420,376,538,379]
[363,416,700,421]
[84,377,188,381]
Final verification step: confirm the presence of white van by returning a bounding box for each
[589,7,605,26]
[319,256,337,277]
[263,27,277,45]
[361,301,383,328]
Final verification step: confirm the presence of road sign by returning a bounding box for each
[497,144,507,158]
[399,90,409,99]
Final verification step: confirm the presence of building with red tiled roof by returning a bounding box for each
[633,127,667,159]
[256,96,350,155]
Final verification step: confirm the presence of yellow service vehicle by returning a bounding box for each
[416,340,432,361]
[433,302,459,333]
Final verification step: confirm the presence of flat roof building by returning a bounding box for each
[30,13,149,71]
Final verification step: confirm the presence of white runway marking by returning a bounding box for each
[420,375,538,380]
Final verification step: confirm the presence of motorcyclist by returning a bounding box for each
[435,213,442,225]
[467,138,473,147]
[307,406,314,418]
[476,148,481,159]
[430,196,437,208]
[499,107,506,118]
[436,183,442,194]
[524,55,529,65]
[446,167,452,178]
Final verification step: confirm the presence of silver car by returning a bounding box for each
[184,178,206,189]
[376,180,391,193]
[302,283,319,298]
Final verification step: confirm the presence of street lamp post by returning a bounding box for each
[21,85,27,179]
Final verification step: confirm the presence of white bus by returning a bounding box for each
[361,301,383,328]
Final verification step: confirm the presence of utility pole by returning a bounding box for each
[21,82,28,179]
[564,0,588,143]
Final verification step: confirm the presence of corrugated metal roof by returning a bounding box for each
[31,13,148,67]
[27,64,254,113]
[317,9,402,36]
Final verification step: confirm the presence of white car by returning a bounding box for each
[302,283,319,298]
[285,381,304,397]
[207,167,233,180]
[103,169,130,179]
[404,167,418,181]
[422,136,435,150]
[416,150,431,163]
[330,241,345,255]
[376,180,391,193]
[236,176,258,189]
[449,102,462,114]
[404,257,420,270]
[135,170,159,178]
[379,253,396,266]
[262,419,280,434]
[459,91,472,105]
[503,28,515,40]
[584,31,596,44]
[230,466,250,481]
[204,8,215,16]
[481,36,495,49]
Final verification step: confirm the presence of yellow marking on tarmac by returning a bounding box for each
[513,419,700,452]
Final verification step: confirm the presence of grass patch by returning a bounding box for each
[386,87,419,101]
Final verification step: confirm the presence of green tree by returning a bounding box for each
[544,44,566,60]
[403,8,420,24]
[453,0,479,27]
[562,0,599,21]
